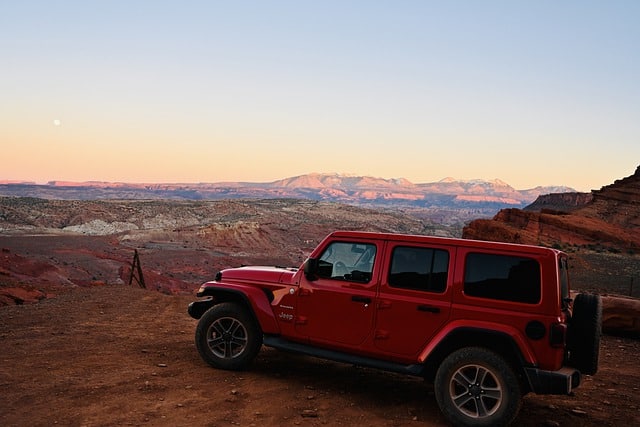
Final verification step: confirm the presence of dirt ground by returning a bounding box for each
[1,285,639,427]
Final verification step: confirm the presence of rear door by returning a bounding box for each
[374,242,453,359]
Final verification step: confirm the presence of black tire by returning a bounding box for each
[434,347,522,427]
[568,293,602,375]
[195,302,263,370]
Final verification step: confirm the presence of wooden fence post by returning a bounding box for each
[128,249,146,289]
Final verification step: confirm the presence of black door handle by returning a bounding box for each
[417,305,440,313]
[351,296,372,304]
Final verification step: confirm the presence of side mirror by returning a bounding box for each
[303,258,318,281]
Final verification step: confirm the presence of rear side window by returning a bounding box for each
[559,257,570,308]
[464,253,541,304]
[389,246,449,293]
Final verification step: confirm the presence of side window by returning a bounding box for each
[317,242,376,283]
[388,246,449,293]
[464,253,541,304]
[559,257,570,308]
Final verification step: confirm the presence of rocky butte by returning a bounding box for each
[463,165,640,251]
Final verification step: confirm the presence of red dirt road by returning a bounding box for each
[1,285,639,427]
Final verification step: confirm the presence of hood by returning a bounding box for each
[219,265,298,285]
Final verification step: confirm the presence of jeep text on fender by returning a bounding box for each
[188,231,601,426]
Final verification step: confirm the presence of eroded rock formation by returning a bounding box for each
[463,166,640,251]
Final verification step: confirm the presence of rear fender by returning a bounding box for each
[193,284,280,334]
[419,319,534,364]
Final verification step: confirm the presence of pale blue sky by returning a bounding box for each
[2,1,639,191]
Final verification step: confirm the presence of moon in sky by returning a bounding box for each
[53,119,61,126]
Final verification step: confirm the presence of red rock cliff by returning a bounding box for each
[463,166,640,250]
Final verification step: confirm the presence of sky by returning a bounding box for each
[2,1,639,191]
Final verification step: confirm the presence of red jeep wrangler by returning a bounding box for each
[188,231,601,426]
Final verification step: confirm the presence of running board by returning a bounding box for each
[262,335,425,377]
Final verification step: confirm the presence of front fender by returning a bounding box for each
[189,284,281,334]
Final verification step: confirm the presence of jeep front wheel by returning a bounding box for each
[195,302,262,370]
[434,347,522,427]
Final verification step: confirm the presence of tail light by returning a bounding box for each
[549,322,567,348]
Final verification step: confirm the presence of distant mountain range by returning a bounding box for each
[0,173,573,211]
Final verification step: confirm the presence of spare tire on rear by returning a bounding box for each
[567,293,602,375]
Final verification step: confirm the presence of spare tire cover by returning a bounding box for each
[568,293,602,375]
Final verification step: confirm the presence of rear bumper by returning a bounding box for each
[524,367,581,395]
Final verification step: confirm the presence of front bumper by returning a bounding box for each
[525,366,581,395]
[187,297,215,319]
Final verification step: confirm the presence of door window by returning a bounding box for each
[317,241,376,283]
[388,246,449,293]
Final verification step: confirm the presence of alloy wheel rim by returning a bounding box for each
[206,317,248,359]
[449,364,503,418]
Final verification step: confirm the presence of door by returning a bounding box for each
[374,243,453,359]
[295,240,379,347]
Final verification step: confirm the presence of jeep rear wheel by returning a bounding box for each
[195,302,262,370]
[434,347,522,427]
[568,293,602,375]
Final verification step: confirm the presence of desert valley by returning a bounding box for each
[1,169,638,303]
[1,167,639,426]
